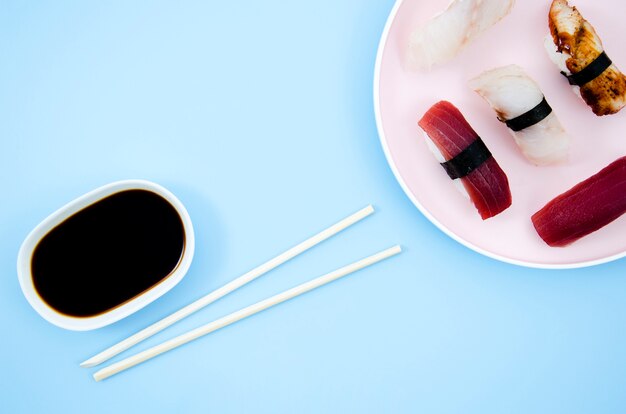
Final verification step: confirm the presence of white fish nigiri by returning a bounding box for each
[469,65,569,166]
[407,0,515,71]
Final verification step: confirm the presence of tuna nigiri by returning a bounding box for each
[407,0,516,70]
[545,0,626,116]
[469,65,569,166]
[418,101,512,220]
[532,157,626,247]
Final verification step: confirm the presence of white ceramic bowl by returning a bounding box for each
[17,179,195,331]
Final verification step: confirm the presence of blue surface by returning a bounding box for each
[2,1,626,412]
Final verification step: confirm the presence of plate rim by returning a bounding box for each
[372,0,626,270]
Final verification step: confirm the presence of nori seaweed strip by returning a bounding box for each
[562,51,612,86]
[440,138,492,180]
[504,97,553,132]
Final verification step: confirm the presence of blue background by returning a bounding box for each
[2,1,626,412]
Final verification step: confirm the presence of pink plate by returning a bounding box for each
[374,0,626,268]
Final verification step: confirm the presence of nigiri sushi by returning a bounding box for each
[545,0,626,116]
[407,0,516,70]
[532,156,626,247]
[469,65,569,166]
[418,101,512,220]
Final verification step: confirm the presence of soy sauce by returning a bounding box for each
[31,190,185,317]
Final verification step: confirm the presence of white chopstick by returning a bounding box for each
[81,205,375,368]
[93,245,401,381]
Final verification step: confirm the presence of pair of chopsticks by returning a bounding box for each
[83,205,401,381]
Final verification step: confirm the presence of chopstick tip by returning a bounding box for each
[388,245,402,255]
[80,356,100,368]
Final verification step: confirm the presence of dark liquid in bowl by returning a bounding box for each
[31,189,185,317]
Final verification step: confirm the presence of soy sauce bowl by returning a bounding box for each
[17,180,195,331]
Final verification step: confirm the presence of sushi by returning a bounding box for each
[545,0,626,116]
[469,65,569,166]
[407,0,516,70]
[418,101,512,220]
[532,156,626,247]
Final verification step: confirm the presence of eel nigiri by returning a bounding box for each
[469,65,569,166]
[532,157,626,247]
[407,0,516,70]
[545,0,626,116]
[418,101,512,220]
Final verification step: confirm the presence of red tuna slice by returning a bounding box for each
[532,156,626,247]
[418,101,512,220]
